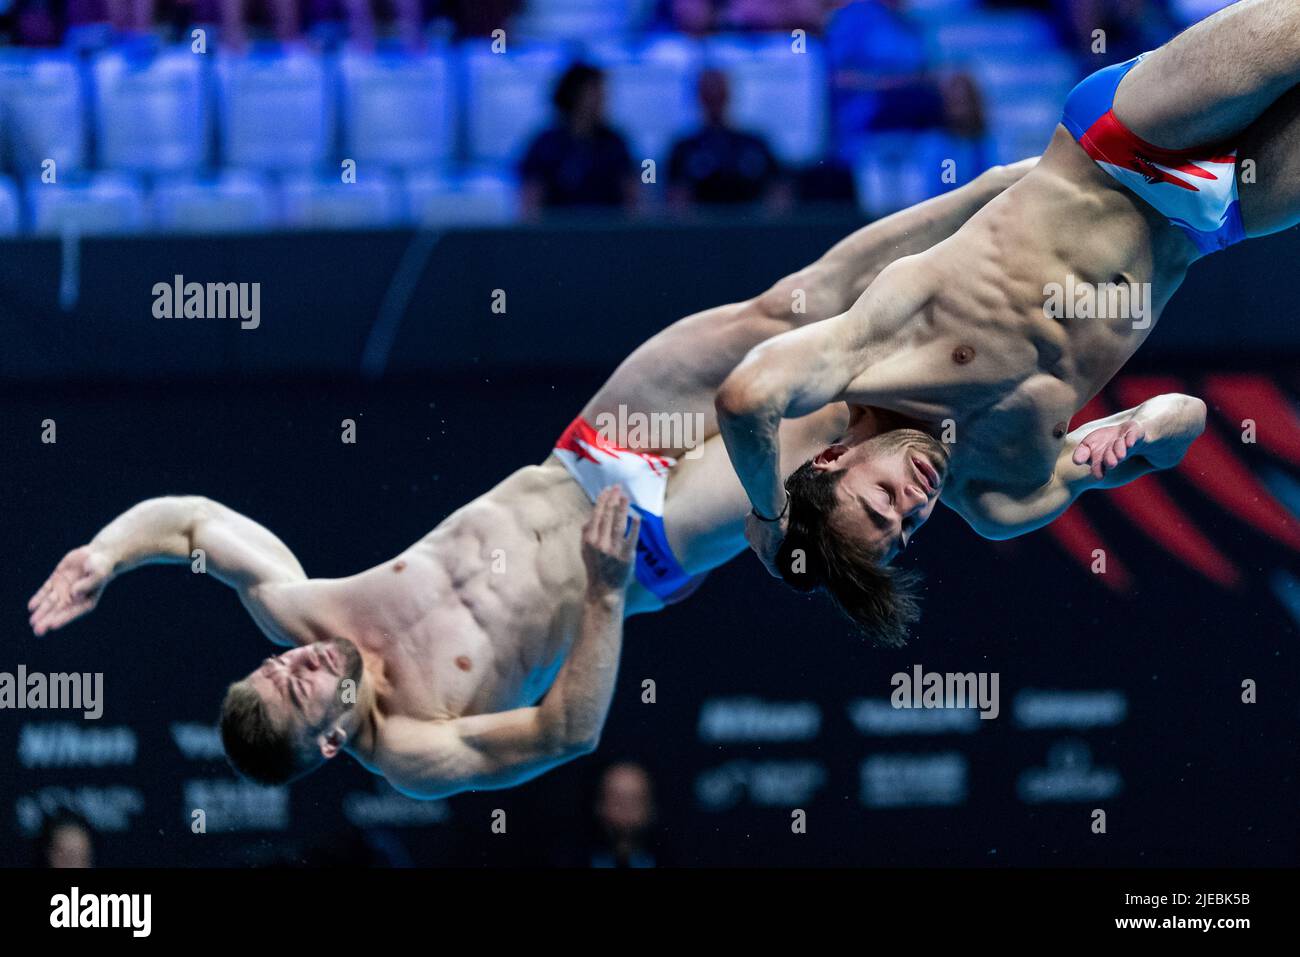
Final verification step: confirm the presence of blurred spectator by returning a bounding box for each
[33,810,95,869]
[519,62,638,218]
[213,0,443,51]
[658,0,830,34]
[940,72,986,141]
[940,71,991,166]
[826,0,946,159]
[6,0,65,44]
[660,0,719,35]
[434,0,520,39]
[103,0,152,32]
[725,0,827,31]
[667,68,788,212]
[212,0,302,48]
[5,0,152,46]
[589,761,658,868]
[337,0,425,51]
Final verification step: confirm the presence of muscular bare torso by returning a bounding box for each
[254,412,842,745]
[259,462,590,742]
[844,127,1199,509]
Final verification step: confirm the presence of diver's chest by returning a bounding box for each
[955,376,1077,484]
[453,581,575,711]
[924,284,1075,392]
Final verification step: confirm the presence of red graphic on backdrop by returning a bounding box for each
[1047,373,1300,592]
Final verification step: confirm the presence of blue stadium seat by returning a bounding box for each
[26,173,147,236]
[405,170,519,226]
[970,54,1076,106]
[216,50,332,172]
[151,172,277,233]
[703,35,828,166]
[280,173,403,229]
[93,47,207,174]
[928,12,1057,64]
[0,174,20,235]
[852,132,955,218]
[0,53,88,176]
[989,100,1062,165]
[339,50,457,170]
[969,54,1074,164]
[461,42,568,165]
[588,37,700,165]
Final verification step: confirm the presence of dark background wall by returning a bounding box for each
[4,217,1300,384]
[2,220,1298,867]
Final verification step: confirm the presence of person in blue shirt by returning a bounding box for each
[667,68,788,211]
[826,0,945,160]
[519,62,638,217]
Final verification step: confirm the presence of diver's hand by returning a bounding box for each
[744,504,789,579]
[28,545,113,636]
[581,487,641,595]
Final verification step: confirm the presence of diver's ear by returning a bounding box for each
[319,727,347,761]
[812,444,850,470]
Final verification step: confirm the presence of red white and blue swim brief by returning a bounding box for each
[1062,52,1247,257]
[553,416,707,606]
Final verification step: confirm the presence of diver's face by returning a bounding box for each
[47,825,93,869]
[575,79,606,125]
[245,637,364,749]
[598,765,654,837]
[817,429,949,563]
